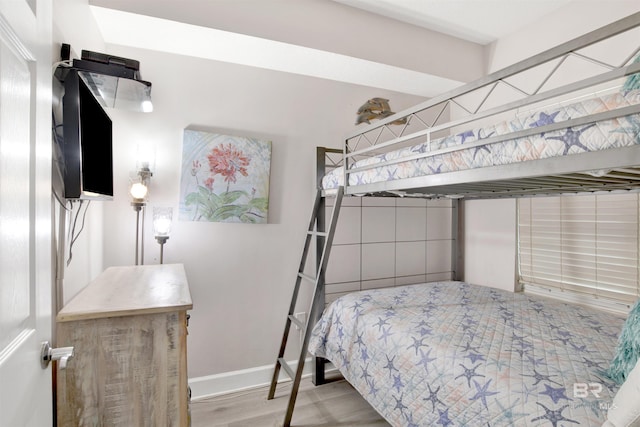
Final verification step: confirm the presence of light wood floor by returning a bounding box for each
[191,377,390,427]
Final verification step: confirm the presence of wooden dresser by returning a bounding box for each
[56,264,193,427]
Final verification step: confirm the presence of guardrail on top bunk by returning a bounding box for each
[341,12,640,198]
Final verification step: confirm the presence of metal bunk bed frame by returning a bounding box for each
[269,12,640,427]
[340,11,640,199]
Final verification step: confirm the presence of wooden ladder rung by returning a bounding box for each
[307,230,328,237]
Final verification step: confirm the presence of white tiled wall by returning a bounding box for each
[396,207,426,241]
[396,241,426,276]
[362,242,395,279]
[325,196,456,302]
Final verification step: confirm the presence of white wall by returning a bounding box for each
[52,0,107,304]
[461,199,516,291]
[485,2,640,72]
[461,3,640,292]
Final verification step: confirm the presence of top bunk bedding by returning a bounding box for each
[320,13,640,199]
[322,88,640,195]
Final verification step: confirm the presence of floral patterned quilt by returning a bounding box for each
[322,90,640,190]
[309,281,626,426]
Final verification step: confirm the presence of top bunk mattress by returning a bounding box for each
[323,89,640,191]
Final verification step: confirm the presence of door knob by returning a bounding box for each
[40,341,75,370]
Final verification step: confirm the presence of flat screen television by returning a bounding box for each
[61,69,113,200]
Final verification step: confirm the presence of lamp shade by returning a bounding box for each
[78,69,153,113]
[153,207,173,237]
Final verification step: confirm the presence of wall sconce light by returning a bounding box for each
[130,165,153,265]
[153,207,173,264]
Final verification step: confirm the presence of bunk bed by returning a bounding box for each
[302,12,640,427]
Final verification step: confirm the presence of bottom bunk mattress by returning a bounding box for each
[308,281,626,426]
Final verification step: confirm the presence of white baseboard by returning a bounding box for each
[188,358,337,401]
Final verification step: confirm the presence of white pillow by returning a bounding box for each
[604,357,640,427]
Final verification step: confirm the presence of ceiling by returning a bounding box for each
[87,0,629,97]
[334,0,572,44]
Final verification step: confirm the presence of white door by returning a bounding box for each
[0,1,53,426]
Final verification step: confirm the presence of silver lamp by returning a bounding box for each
[130,166,152,265]
[153,207,173,264]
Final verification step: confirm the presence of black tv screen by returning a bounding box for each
[62,70,113,200]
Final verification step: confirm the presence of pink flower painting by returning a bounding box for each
[207,144,250,187]
[179,130,271,223]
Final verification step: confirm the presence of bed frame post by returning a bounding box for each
[451,199,460,281]
[312,147,327,385]
[312,147,345,385]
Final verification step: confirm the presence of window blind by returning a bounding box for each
[518,193,640,310]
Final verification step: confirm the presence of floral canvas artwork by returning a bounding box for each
[179,130,271,223]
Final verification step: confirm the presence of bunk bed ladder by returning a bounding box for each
[267,186,344,427]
